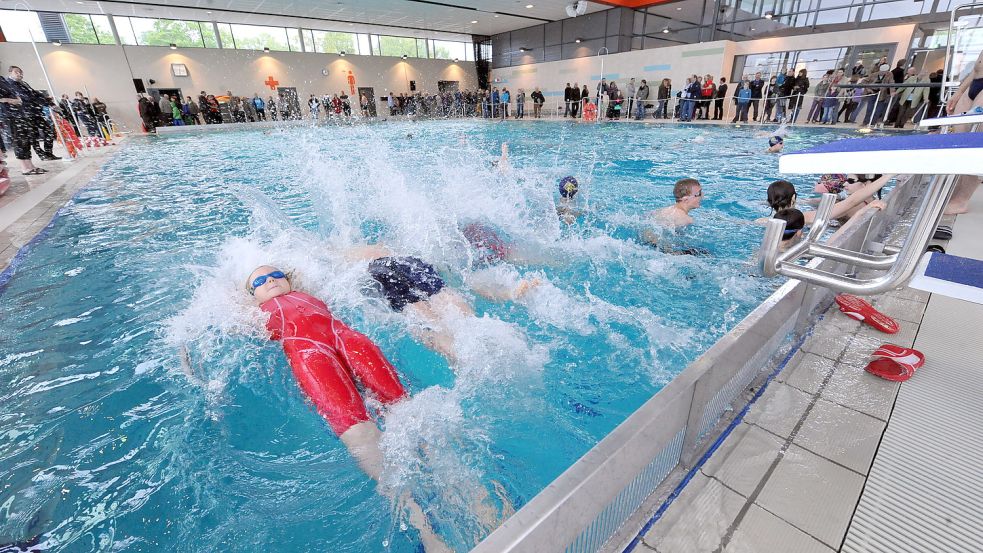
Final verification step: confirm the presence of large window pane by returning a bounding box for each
[114,16,137,45]
[200,23,218,48]
[416,38,428,57]
[217,23,234,48]
[431,40,467,60]
[313,30,357,54]
[359,34,372,55]
[229,24,289,51]
[287,28,302,52]
[379,35,418,57]
[129,17,204,47]
[0,10,45,42]
[91,15,115,44]
[302,29,315,52]
[64,13,99,44]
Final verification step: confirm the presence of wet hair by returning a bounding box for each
[673,178,701,201]
[768,136,783,147]
[767,180,797,212]
[775,209,805,241]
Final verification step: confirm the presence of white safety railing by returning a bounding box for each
[471,173,924,553]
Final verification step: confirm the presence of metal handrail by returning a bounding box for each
[759,173,957,295]
[942,2,983,104]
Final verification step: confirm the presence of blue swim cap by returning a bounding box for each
[559,176,579,198]
[769,136,784,146]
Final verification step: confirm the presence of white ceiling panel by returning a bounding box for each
[15,0,614,37]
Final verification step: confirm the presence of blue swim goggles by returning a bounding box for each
[249,270,286,294]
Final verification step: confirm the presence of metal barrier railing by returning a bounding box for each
[471,173,923,553]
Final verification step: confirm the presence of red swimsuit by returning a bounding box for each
[261,291,406,435]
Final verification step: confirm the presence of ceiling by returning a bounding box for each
[11,0,620,38]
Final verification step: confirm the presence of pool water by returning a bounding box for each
[0,120,865,552]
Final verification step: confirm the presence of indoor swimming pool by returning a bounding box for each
[0,120,868,552]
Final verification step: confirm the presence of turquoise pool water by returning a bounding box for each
[0,120,865,551]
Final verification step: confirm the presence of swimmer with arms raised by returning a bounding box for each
[246,265,451,553]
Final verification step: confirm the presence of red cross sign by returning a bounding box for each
[264,76,280,90]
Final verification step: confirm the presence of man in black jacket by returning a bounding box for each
[1,67,49,174]
[713,77,728,120]
[563,83,572,117]
[749,72,765,121]
[789,69,810,123]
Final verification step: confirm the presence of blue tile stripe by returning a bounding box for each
[644,64,672,72]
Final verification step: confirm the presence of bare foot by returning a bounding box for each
[944,205,970,216]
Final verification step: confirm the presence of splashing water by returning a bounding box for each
[0,120,863,551]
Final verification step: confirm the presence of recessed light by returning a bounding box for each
[170,43,177,49]
[519,47,529,52]
[575,38,582,43]
[676,6,682,9]
[52,39,62,46]
[453,57,459,62]
[470,20,478,24]
[526,4,534,8]
[263,47,270,52]
[764,11,774,19]
[401,54,407,59]
[340,51,346,56]
[662,27,670,34]
[750,28,756,31]
[206,11,212,14]
[494,14,500,18]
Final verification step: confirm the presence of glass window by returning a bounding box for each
[302,29,315,53]
[379,35,418,57]
[312,30,357,54]
[0,10,46,42]
[201,22,219,48]
[64,13,99,44]
[230,24,289,51]
[417,38,428,57]
[359,34,373,55]
[217,23,234,48]
[114,16,137,45]
[287,28,302,52]
[128,17,205,47]
[91,14,115,44]
[431,40,468,60]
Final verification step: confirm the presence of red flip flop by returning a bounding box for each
[872,344,925,372]
[835,294,900,334]
[865,358,914,382]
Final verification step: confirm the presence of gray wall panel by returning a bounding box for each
[545,21,563,46]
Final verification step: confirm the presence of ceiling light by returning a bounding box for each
[340,51,346,56]
[52,39,62,46]
[526,4,534,8]
[750,27,756,31]
[662,27,670,34]
[575,38,582,43]
[170,43,177,49]
[263,47,270,52]
[764,11,774,19]
[401,54,407,59]
[453,57,459,62]
[676,6,682,9]
[471,20,478,24]
[519,47,529,52]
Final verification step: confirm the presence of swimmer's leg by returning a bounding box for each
[333,324,407,404]
[289,347,369,435]
[342,422,451,553]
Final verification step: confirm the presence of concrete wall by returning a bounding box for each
[489,23,917,108]
[0,42,478,131]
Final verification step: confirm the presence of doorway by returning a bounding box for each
[277,87,301,120]
[357,87,376,116]
[147,88,183,104]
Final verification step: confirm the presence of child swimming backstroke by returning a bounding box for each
[246,265,452,553]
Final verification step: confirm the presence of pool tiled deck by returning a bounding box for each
[637,194,983,552]
[0,143,121,273]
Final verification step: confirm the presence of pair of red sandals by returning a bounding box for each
[835,294,925,382]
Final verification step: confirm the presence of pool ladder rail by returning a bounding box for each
[759,132,983,295]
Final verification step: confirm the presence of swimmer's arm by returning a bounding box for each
[815,174,893,222]
[640,228,661,245]
[341,244,393,261]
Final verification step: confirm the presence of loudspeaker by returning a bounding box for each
[409,80,416,91]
